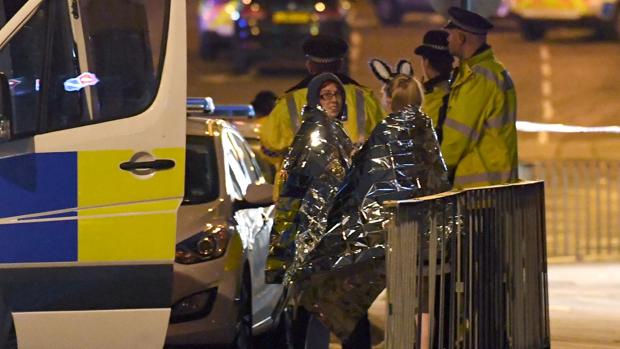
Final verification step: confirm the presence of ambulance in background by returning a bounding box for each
[0,0,186,348]
[510,0,620,40]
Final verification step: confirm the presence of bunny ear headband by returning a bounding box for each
[396,59,414,77]
[369,58,393,84]
[369,58,414,84]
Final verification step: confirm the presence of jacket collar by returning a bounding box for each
[423,74,450,93]
[452,45,494,89]
[462,44,493,67]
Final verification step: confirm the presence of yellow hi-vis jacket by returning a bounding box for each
[259,83,385,167]
[442,48,518,188]
[422,77,450,127]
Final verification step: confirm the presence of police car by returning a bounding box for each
[166,102,287,347]
[510,0,620,40]
[372,0,511,25]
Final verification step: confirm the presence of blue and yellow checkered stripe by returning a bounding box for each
[0,148,184,264]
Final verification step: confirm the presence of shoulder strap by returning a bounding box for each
[354,88,366,140]
[286,94,300,131]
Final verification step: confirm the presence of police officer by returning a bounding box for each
[441,7,518,188]
[259,35,384,174]
[413,29,454,140]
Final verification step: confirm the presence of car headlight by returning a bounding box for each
[175,225,232,264]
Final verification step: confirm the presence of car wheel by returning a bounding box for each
[375,0,403,25]
[0,294,17,349]
[520,20,546,41]
[254,306,294,349]
[232,52,250,75]
[597,9,620,40]
[232,269,253,349]
[200,32,219,61]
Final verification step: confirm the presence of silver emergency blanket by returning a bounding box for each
[295,105,451,339]
[265,106,354,285]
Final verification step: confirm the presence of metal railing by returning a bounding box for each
[521,160,620,260]
[385,181,550,349]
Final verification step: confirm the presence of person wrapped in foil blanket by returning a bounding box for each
[265,73,354,286]
[297,104,451,340]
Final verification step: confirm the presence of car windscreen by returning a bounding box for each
[183,135,219,205]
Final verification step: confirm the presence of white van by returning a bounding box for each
[0,0,186,348]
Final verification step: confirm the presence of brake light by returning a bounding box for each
[314,2,342,21]
[240,2,267,20]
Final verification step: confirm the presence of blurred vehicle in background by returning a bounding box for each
[373,0,433,24]
[510,0,620,41]
[198,0,238,60]
[230,0,351,73]
[198,0,352,72]
[167,115,286,347]
[372,0,511,25]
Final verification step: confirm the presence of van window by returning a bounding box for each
[0,0,169,140]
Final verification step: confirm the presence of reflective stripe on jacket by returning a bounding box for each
[422,79,450,128]
[259,83,385,166]
[442,48,518,188]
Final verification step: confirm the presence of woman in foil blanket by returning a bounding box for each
[293,60,452,348]
[265,72,355,348]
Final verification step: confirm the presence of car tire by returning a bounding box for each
[254,305,294,349]
[232,52,250,75]
[520,20,546,41]
[200,32,219,61]
[375,0,403,25]
[231,269,253,349]
[0,294,17,349]
[597,8,620,40]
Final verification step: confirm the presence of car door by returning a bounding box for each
[224,129,281,328]
[0,0,186,347]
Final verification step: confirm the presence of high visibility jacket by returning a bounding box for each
[260,82,385,167]
[422,77,450,127]
[442,48,518,188]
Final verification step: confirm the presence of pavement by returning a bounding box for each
[328,262,620,348]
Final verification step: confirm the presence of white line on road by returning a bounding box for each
[350,31,362,74]
[539,44,554,144]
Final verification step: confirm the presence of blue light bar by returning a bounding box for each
[187,97,256,118]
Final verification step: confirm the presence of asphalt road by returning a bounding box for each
[187,0,620,162]
[186,2,620,122]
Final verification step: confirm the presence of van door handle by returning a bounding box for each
[120,159,175,171]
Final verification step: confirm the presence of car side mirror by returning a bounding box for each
[0,73,13,142]
[234,183,274,210]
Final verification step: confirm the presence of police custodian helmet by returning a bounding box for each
[302,34,349,63]
[443,6,494,35]
[414,30,450,57]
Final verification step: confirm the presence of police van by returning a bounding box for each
[510,0,620,40]
[0,0,186,347]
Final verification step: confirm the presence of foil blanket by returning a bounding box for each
[265,106,354,285]
[297,105,451,339]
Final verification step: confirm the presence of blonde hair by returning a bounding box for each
[385,75,424,112]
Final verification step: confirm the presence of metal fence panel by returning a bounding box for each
[522,160,620,260]
[386,181,550,349]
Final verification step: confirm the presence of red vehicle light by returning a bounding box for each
[240,2,267,20]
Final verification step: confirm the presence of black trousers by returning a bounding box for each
[341,313,371,349]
